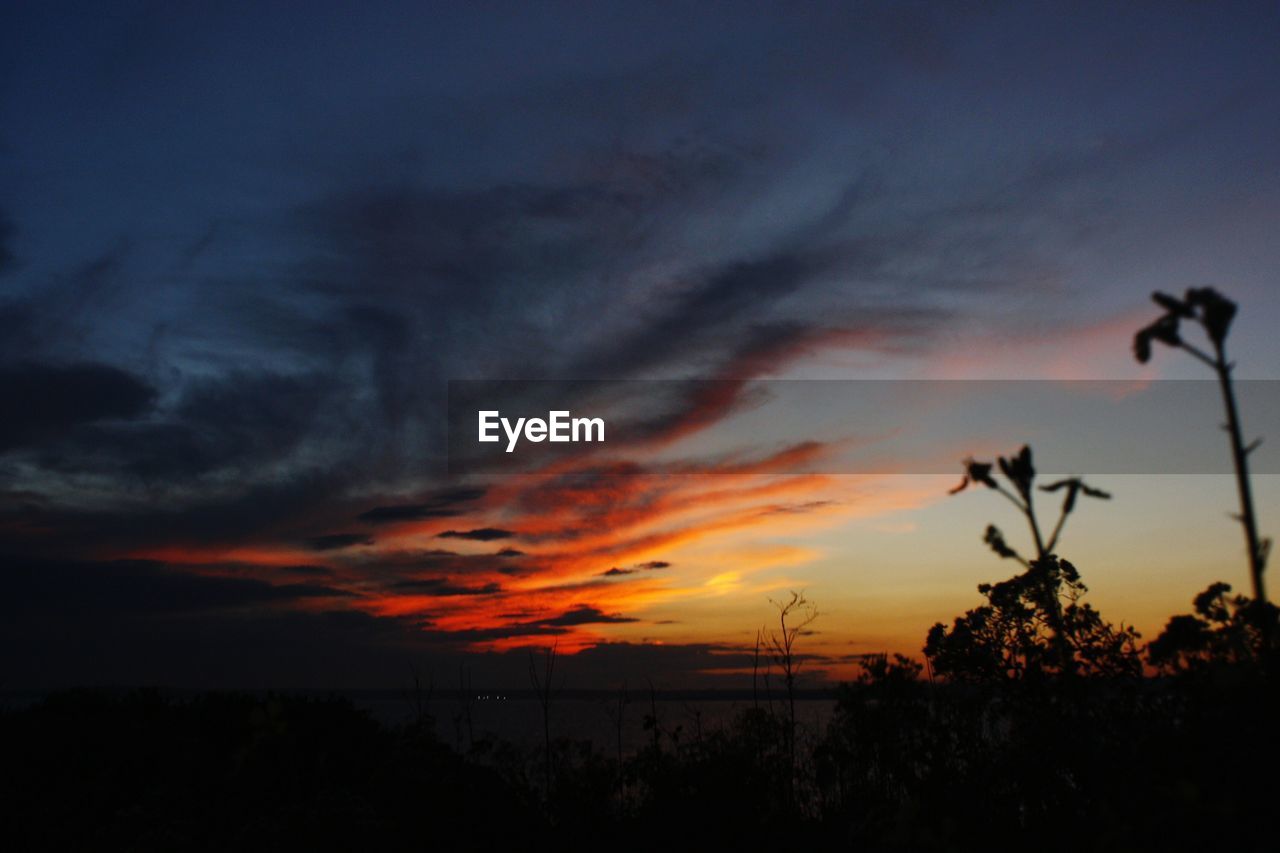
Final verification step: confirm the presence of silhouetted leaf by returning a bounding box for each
[1015,445,1033,478]
[1192,582,1233,622]
[952,459,997,494]
[1040,478,1111,516]
[1040,477,1080,514]
[1133,328,1153,363]
[1186,287,1236,345]
[998,446,1035,498]
[1153,290,1193,317]
[983,524,1021,561]
[1149,313,1181,346]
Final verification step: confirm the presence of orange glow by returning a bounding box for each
[73,314,1235,679]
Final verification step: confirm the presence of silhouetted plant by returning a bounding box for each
[763,590,818,809]
[1134,288,1271,605]
[949,445,1111,565]
[406,664,435,733]
[602,682,628,776]
[455,663,476,750]
[926,555,1141,683]
[752,628,764,709]
[642,678,663,754]
[1148,582,1278,674]
[528,643,558,798]
[820,653,931,828]
[855,652,924,695]
[933,446,1137,680]
[7,675,1280,849]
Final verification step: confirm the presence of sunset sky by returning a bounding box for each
[2,1,1279,688]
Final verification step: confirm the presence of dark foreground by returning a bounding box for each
[4,668,1278,852]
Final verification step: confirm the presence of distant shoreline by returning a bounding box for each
[0,685,841,704]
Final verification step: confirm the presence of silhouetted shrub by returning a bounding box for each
[933,446,1138,683]
[1148,582,1278,675]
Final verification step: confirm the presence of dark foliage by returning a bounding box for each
[925,555,1142,683]
[0,691,537,852]
[1148,582,1279,676]
[935,444,1138,682]
[5,672,1278,852]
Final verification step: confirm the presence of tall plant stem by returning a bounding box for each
[1004,485,1072,672]
[1210,342,1267,604]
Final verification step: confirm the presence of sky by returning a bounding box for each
[2,0,1279,689]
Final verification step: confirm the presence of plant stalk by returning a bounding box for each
[1212,344,1267,604]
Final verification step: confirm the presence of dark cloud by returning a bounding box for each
[410,604,640,644]
[0,557,427,689]
[0,211,15,275]
[0,556,824,689]
[358,487,486,523]
[0,470,353,557]
[438,528,515,542]
[577,251,825,378]
[598,561,666,577]
[758,500,836,516]
[0,362,156,452]
[3,122,969,562]
[1,556,352,614]
[18,369,341,485]
[278,564,336,577]
[335,548,525,589]
[0,244,136,363]
[431,487,489,504]
[388,579,502,596]
[535,605,638,627]
[553,641,763,688]
[307,533,374,551]
[295,168,727,311]
[495,548,524,557]
[161,370,337,477]
[358,505,459,522]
